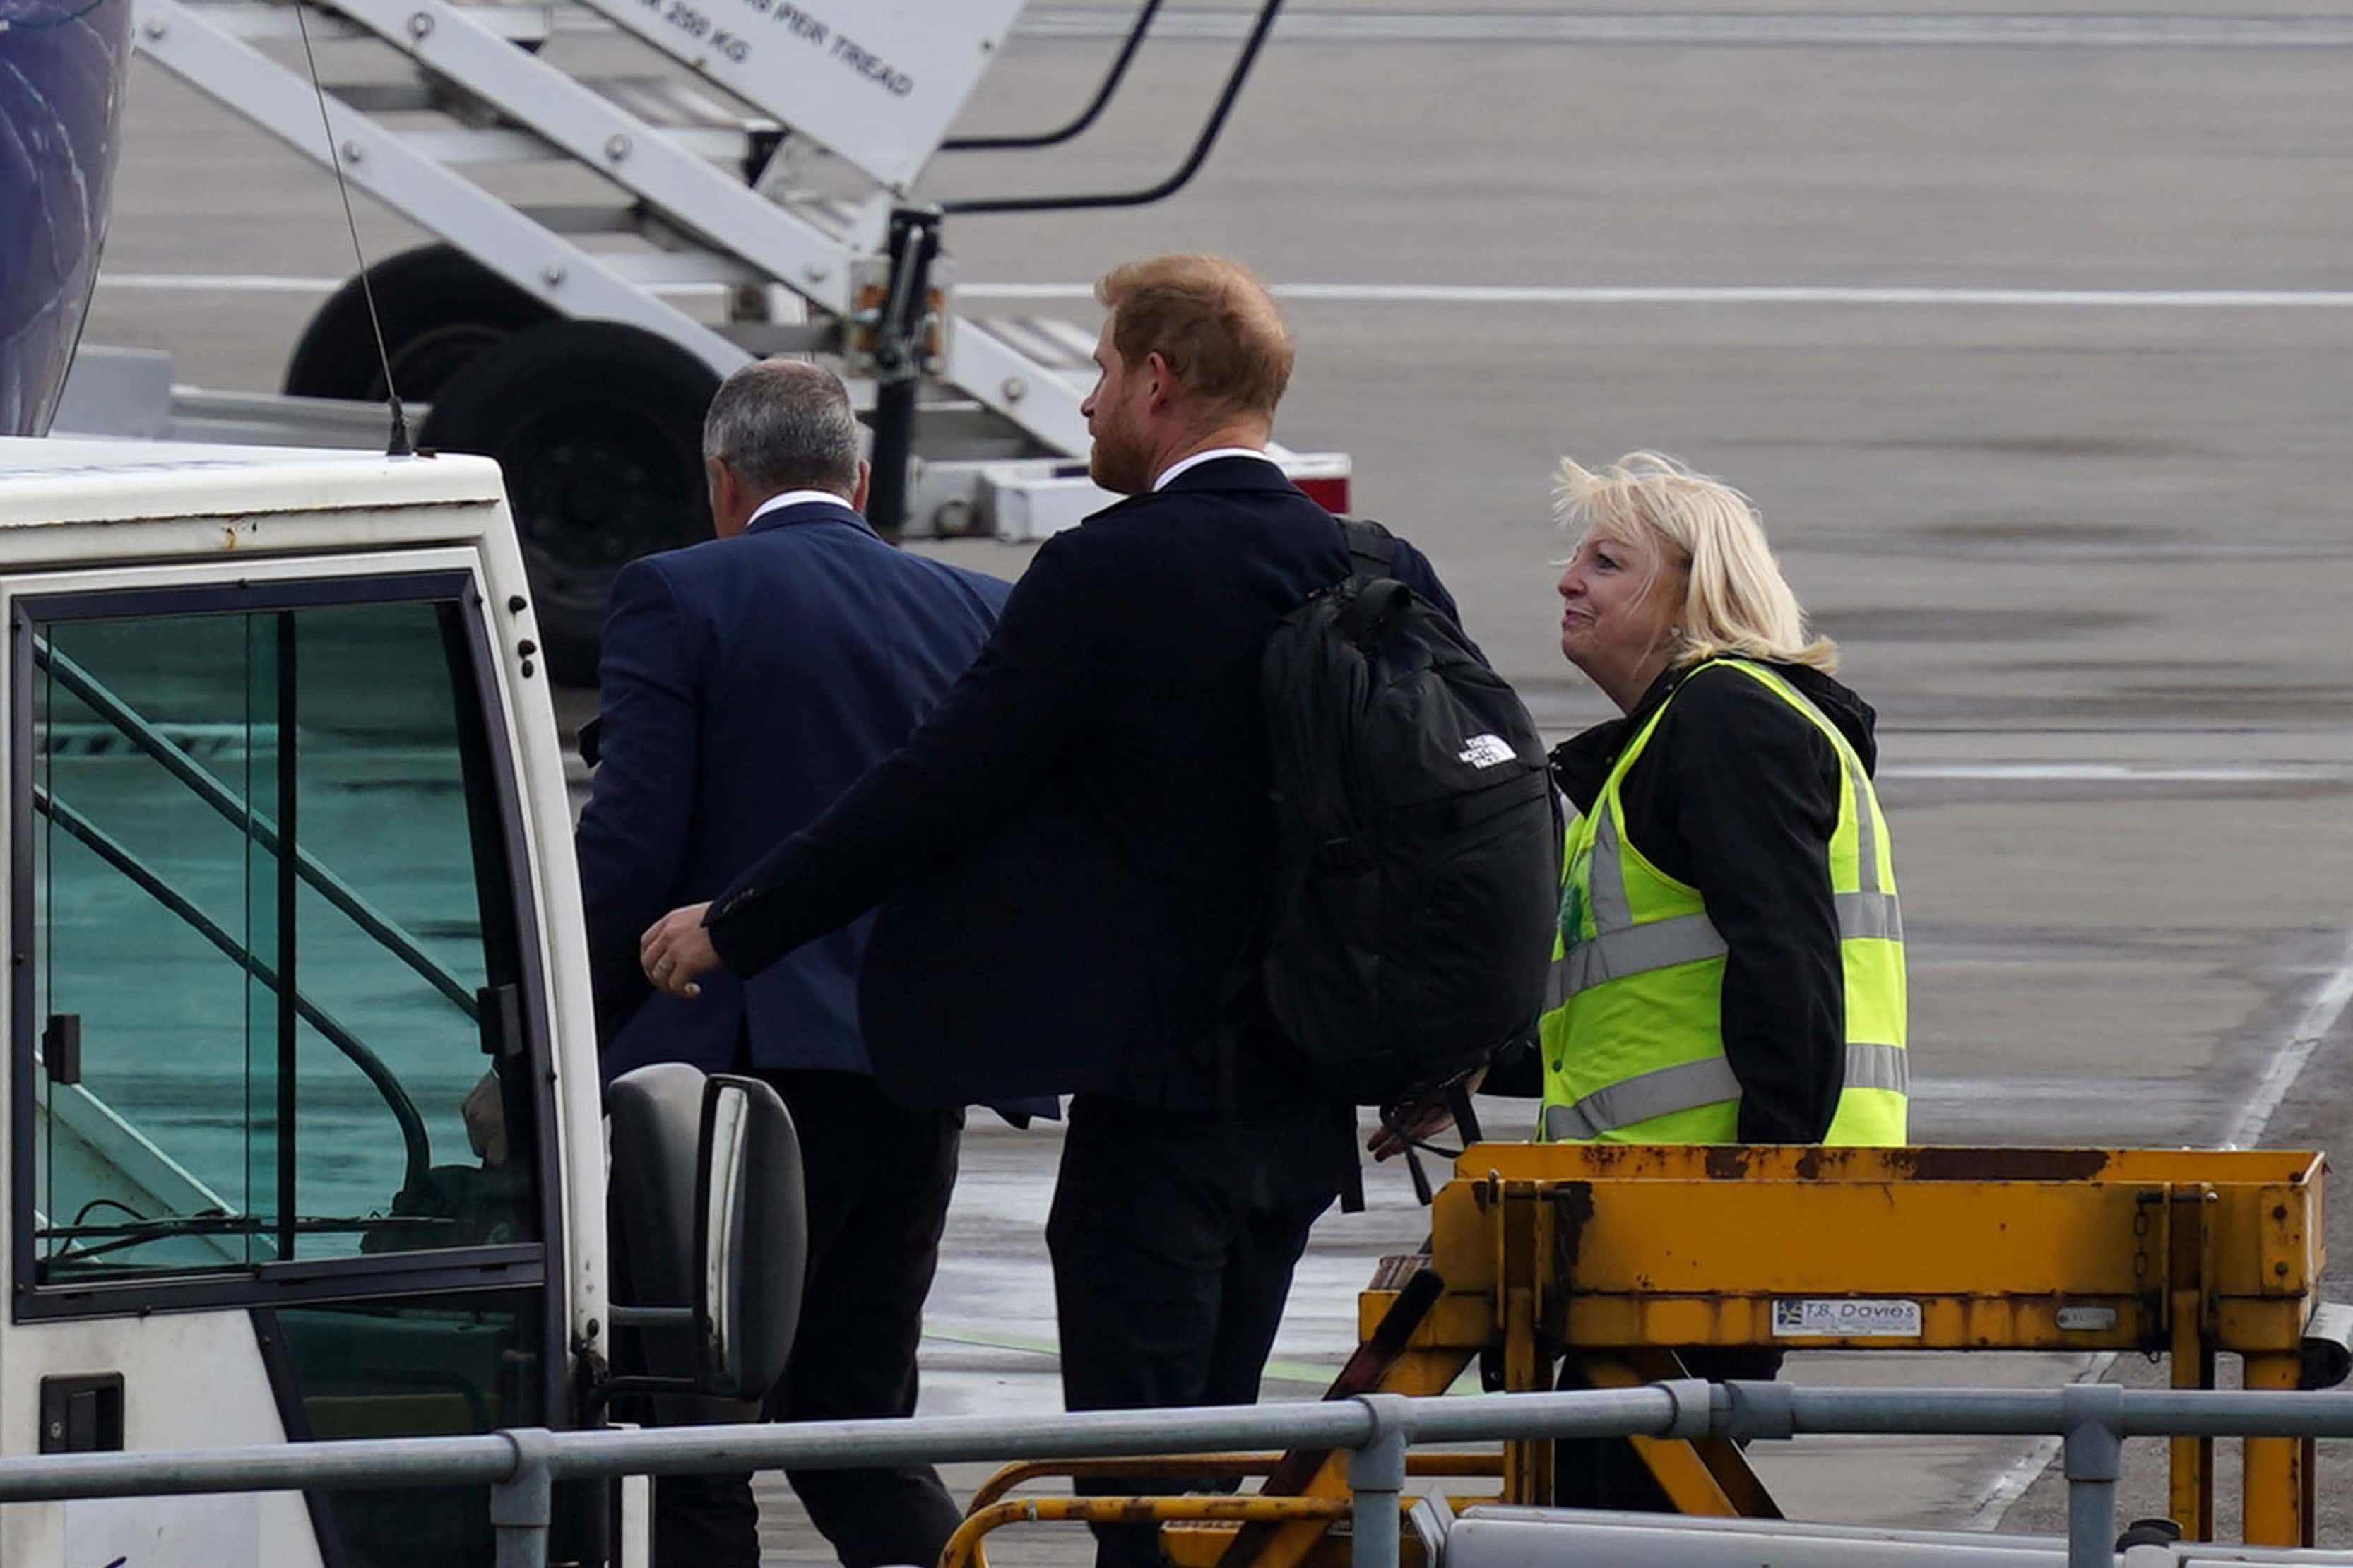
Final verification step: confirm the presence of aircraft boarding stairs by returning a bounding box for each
[110,0,1346,677]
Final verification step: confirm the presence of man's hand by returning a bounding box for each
[640,903,719,997]
[1365,1068,1487,1160]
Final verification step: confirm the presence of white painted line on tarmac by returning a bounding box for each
[2219,925,2353,1152]
[1964,917,2353,1526]
[94,271,724,297]
[1963,1427,2087,1530]
[925,1326,1337,1387]
[1882,761,2351,784]
[96,273,2353,310]
[100,272,343,293]
[497,5,2353,48]
[964,282,2353,309]
[1017,8,2353,48]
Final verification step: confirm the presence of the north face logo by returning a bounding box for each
[1457,733,1515,768]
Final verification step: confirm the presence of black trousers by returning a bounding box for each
[1045,1093,1344,1568]
[651,1068,965,1568]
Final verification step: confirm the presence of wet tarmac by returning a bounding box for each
[76,0,2353,1557]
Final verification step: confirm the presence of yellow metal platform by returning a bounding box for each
[1151,1144,2330,1568]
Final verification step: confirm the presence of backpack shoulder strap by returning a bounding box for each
[1338,517,1399,586]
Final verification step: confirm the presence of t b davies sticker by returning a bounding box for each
[1770,1297,1924,1338]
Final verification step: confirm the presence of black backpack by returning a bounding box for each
[1256,520,1562,1110]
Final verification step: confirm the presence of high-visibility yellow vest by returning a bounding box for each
[1536,659,1908,1145]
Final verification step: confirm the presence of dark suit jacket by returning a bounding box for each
[576,497,1014,1084]
[704,458,1465,1115]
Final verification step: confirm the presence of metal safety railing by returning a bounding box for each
[35,783,437,1216]
[32,635,450,1202]
[5,1382,2353,1568]
[37,637,481,1020]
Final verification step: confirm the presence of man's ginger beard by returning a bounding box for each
[1088,394,1154,496]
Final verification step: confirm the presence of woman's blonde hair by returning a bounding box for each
[1553,451,1837,673]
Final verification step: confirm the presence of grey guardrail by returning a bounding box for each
[6,1384,2353,1568]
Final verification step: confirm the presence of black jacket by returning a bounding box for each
[703,456,1464,1117]
[1488,658,1881,1143]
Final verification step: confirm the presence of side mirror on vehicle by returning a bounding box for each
[604,1064,806,1409]
[693,1074,803,1399]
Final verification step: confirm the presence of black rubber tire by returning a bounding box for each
[2115,1519,2186,1550]
[283,244,557,403]
[421,319,721,688]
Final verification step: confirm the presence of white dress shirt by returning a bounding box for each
[746,488,859,527]
[1151,447,1279,492]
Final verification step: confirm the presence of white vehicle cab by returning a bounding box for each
[0,438,793,1567]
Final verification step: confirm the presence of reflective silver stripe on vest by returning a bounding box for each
[1543,1041,1909,1141]
[1587,804,1635,932]
[1747,664,1887,895]
[1799,682,1902,944]
[1844,1040,1909,1095]
[1837,889,1902,943]
[1547,913,1724,1008]
[1543,1055,1740,1141]
[1583,706,1890,935]
[1847,749,1883,894]
[1546,891,1903,1006]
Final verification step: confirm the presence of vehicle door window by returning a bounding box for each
[267,1288,546,1567]
[20,581,543,1297]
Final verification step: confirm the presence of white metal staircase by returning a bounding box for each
[100,0,1344,675]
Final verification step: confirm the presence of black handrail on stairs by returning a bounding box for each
[940,0,1167,153]
[35,787,434,1204]
[942,0,1284,215]
[37,639,478,1021]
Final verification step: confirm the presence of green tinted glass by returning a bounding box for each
[30,594,537,1283]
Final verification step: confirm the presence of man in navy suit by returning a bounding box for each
[577,358,1012,1568]
[640,258,1471,1568]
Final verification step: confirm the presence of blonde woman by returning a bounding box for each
[1527,451,1908,1509]
[1373,453,1908,1168]
[1536,451,1907,1148]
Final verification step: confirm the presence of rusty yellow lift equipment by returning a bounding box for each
[1130,1144,2331,1568]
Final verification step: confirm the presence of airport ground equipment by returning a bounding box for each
[1142,1144,2344,1568]
[0,436,804,1565]
[87,0,1351,680]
